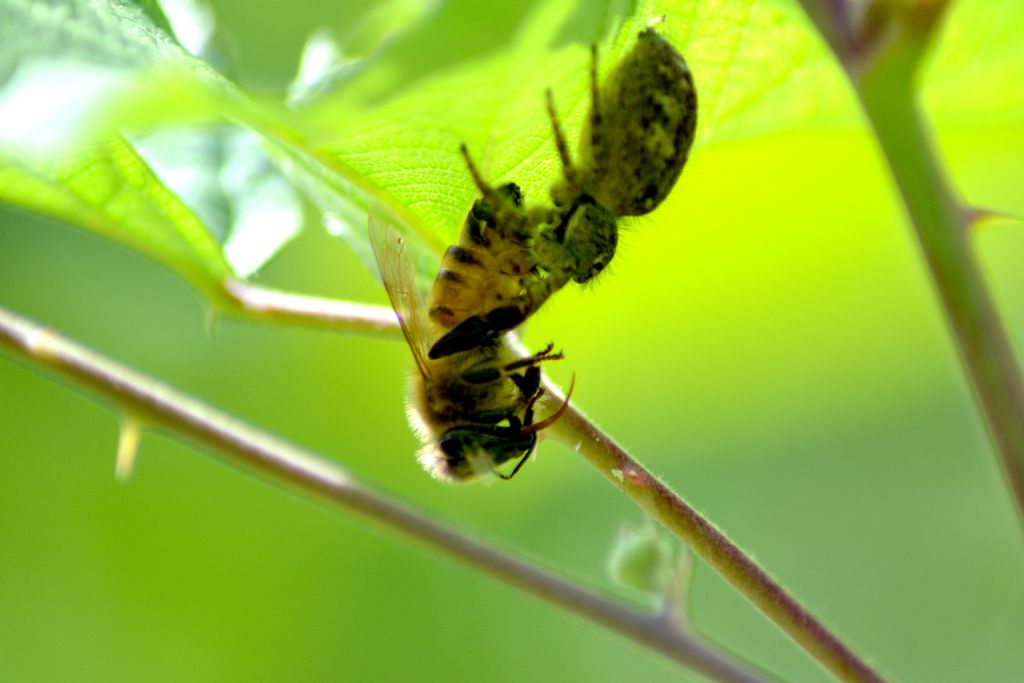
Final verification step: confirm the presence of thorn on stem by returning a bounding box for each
[116,418,143,482]
[204,306,222,338]
[964,205,1017,231]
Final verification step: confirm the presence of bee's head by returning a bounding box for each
[422,427,536,482]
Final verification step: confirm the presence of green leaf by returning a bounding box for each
[1,0,1022,305]
[293,0,1024,255]
[0,0,230,155]
[0,0,399,290]
[297,1,663,248]
[0,5,229,291]
[286,29,361,107]
[0,136,230,293]
[0,0,187,76]
[286,0,431,106]
[132,126,305,278]
[0,0,299,292]
[284,0,852,263]
[125,0,177,42]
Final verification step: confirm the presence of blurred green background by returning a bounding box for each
[2,1,1024,681]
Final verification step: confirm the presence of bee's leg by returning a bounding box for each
[428,305,527,359]
[506,350,560,400]
[460,143,505,208]
[463,342,560,388]
[489,414,531,480]
[464,204,491,245]
[509,365,541,399]
[503,343,563,373]
[469,355,547,399]
[495,386,549,481]
[458,339,544,387]
[520,373,575,435]
[523,386,545,420]
[500,374,575,482]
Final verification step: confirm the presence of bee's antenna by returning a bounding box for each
[460,143,503,206]
[521,374,576,434]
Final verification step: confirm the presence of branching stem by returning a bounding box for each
[0,304,770,683]
[222,278,401,338]
[192,277,884,679]
[795,0,1024,523]
[541,382,885,683]
[61,273,885,678]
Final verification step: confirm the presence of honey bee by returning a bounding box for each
[548,25,698,217]
[426,144,616,359]
[370,210,573,482]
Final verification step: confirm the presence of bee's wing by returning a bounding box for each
[368,209,434,380]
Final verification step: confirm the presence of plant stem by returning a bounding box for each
[858,61,1024,521]
[0,304,771,683]
[124,255,883,678]
[140,276,886,679]
[795,0,1024,523]
[211,286,887,681]
[221,278,402,338]
[542,381,885,683]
